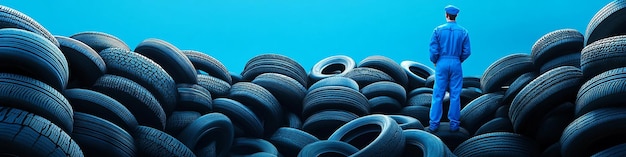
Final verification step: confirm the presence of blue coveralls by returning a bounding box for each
[429,21,471,130]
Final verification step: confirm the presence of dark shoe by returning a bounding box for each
[428,123,439,133]
[450,122,460,132]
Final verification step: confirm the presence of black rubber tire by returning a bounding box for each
[252,73,307,115]
[0,107,83,157]
[481,53,534,93]
[72,112,135,157]
[369,96,403,114]
[494,105,510,118]
[584,0,626,45]
[70,31,130,53]
[460,87,483,107]
[581,35,626,80]
[474,117,514,136]
[269,127,320,157]
[0,73,74,133]
[0,28,69,91]
[462,76,481,89]
[425,75,435,88]
[560,108,626,157]
[308,76,359,92]
[92,74,166,130]
[197,74,231,98]
[460,93,504,135]
[212,98,264,138]
[165,111,201,136]
[541,142,561,157]
[401,129,446,157]
[183,50,232,84]
[361,81,407,103]
[56,35,106,89]
[503,72,537,104]
[302,110,359,140]
[389,115,424,130]
[426,122,471,151]
[407,93,432,107]
[509,66,582,135]
[309,55,356,84]
[539,52,581,74]
[298,140,359,157]
[407,87,434,98]
[0,5,59,46]
[453,132,540,157]
[176,84,212,114]
[242,54,308,86]
[302,86,370,118]
[134,126,196,157]
[401,60,434,90]
[399,105,431,127]
[358,55,408,87]
[230,138,279,157]
[99,47,177,116]
[592,143,626,157]
[531,29,584,67]
[228,82,283,136]
[328,114,405,157]
[64,88,138,131]
[576,67,626,117]
[177,113,234,157]
[283,112,302,129]
[135,38,197,84]
[230,71,242,84]
[534,102,575,150]
[343,67,395,88]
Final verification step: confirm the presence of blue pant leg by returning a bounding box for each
[448,60,463,127]
[430,60,450,127]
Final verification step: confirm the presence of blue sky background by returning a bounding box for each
[2,1,613,77]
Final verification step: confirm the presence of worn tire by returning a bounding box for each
[252,73,307,115]
[531,29,584,67]
[165,111,201,136]
[426,122,470,151]
[328,114,405,157]
[298,140,358,157]
[585,0,626,45]
[178,113,234,157]
[408,87,434,98]
[100,48,177,116]
[474,117,514,136]
[581,35,626,80]
[269,127,320,157]
[70,31,130,53]
[302,86,370,118]
[402,129,446,157]
[72,112,135,157]
[92,74,166,130]
[592,143,626,157]
[534,102,575,149]
[229,138,279,157]
[481,53,534,93]
[561,108,626,157]
[308,76,359,92]
[212,98,264,138]
[309,55,356,84]
[183,50,232,84]
[0,107,83,157]
[509,66,582,135]
[401,60,434,89]
[390,115,424,130]
[343,67,395,88]
[369,96,403,114]
[460,93,504,135]
[359,55,408,87]
[576,67,626,117]
[176,84,212,114]
[242,54,308,86]
[64,88,138,131]
[407,93,432,107]
[454,132,540,157]
[197,74,231,98]
[0,28,69,91]
[0,73,74,132]
[399,105,431,127]
[135,38,197,84]
[503,72,537,104]
[134,126,196,157]
[228,82,283,136]
[539,52,581,74]
[56,35,106,88]
[462,76,481,89]
[283,112,302,129]
[361,81,407,103]
[0,5,59,46]
[302,110,359,140]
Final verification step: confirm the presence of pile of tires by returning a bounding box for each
[1,0,626,156]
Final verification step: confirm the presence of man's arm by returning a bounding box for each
[429,29,440,64]
[460,32,471,62]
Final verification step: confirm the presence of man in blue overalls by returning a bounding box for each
[428,5,471,132]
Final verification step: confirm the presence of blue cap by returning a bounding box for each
[445,5,460,15]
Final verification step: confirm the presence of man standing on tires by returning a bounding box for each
[428,5,471,132]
